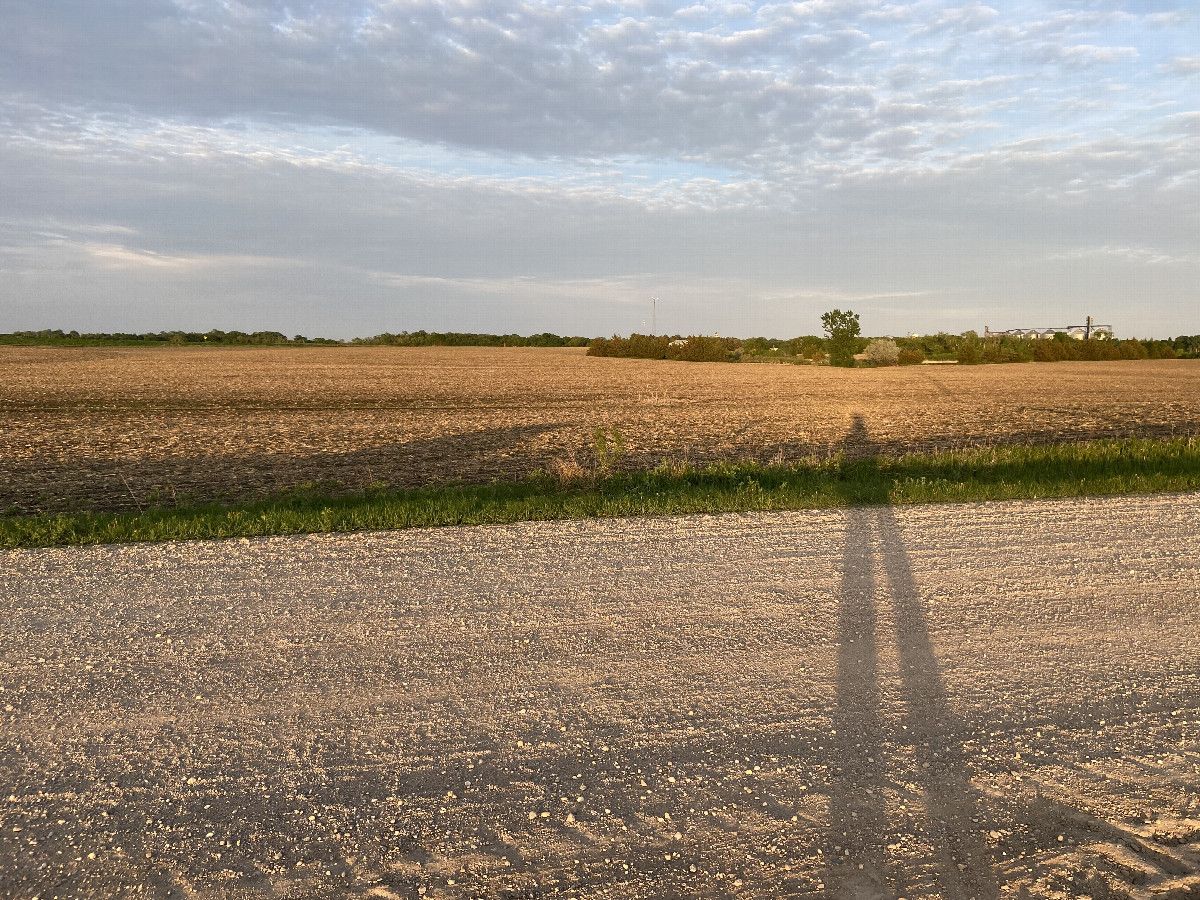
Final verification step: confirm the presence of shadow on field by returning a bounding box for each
[0,422,568,514]
[826,415,1000,900]
[615,419,1200,476]
[279,421,568,489]
[777,419,1200,466]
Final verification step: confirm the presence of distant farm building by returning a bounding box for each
[985,316,1113,341]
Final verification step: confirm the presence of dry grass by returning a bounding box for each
[3,345,1200,514]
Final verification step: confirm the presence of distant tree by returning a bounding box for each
[821,309,861,367]
[1173,335,1200,358]
[956,330,983,364]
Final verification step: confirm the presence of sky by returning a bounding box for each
[1,0,1197,340]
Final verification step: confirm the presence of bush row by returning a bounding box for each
[351,331,591,347]
[589,331,1200,365]
[586,334,743,362]
[952,332,1181,365]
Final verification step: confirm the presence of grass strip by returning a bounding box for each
[3,437,1199,549]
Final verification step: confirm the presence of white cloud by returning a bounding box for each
[1146,10,1194,28]
[1046,245,1197,267]
[82,243,198,270]
[1024,43,1138,67]
[909,2,999,38]
[1162,55,1200,75]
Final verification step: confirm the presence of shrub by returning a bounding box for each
[670,335,736,362]
[956,332,983,365]
[1031,339,1065,362]
[864,338,900,366]
[587,334,739,362]
[799,336,824,360]
[980,336,1032,364]
[897,348,925,366]
[587,334,669,359]
[1149,343,1176,359]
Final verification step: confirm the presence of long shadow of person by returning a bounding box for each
[825,415,1001,900]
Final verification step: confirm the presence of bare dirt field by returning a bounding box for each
[2,347,1199,514]
[2,493,1198,899]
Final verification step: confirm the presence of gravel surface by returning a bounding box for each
[2,494,1199,899]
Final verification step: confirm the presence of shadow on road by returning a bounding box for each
[826,415,1000,900]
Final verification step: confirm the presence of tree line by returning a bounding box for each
[350,331,591,347]
[0,329,334,346]
[4,325,1198,362]
[587,318,1198,365]
[0,329,589,348]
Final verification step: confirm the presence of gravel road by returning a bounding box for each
[2,494,1199,900]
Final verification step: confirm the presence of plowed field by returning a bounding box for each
[3,346,1199,514]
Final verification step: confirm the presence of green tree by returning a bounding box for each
[956,330,982,365]
[821,309,861,367]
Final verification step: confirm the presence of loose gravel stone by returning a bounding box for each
[1,494,1198,899]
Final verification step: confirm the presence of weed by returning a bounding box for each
[592,426,626,473]
[118,473,144,513]
[548,452,589,485]
[546,426,626,484]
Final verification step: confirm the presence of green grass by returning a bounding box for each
[3,437,1199,549]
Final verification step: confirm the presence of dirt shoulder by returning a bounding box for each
[2,493,1198,899]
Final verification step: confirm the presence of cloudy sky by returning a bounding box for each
[1,0,1197,339]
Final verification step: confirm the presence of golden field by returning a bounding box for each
[3,346,1198,513]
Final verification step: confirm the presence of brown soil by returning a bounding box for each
[3,347,1199,514]
[1,493,1197,899]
